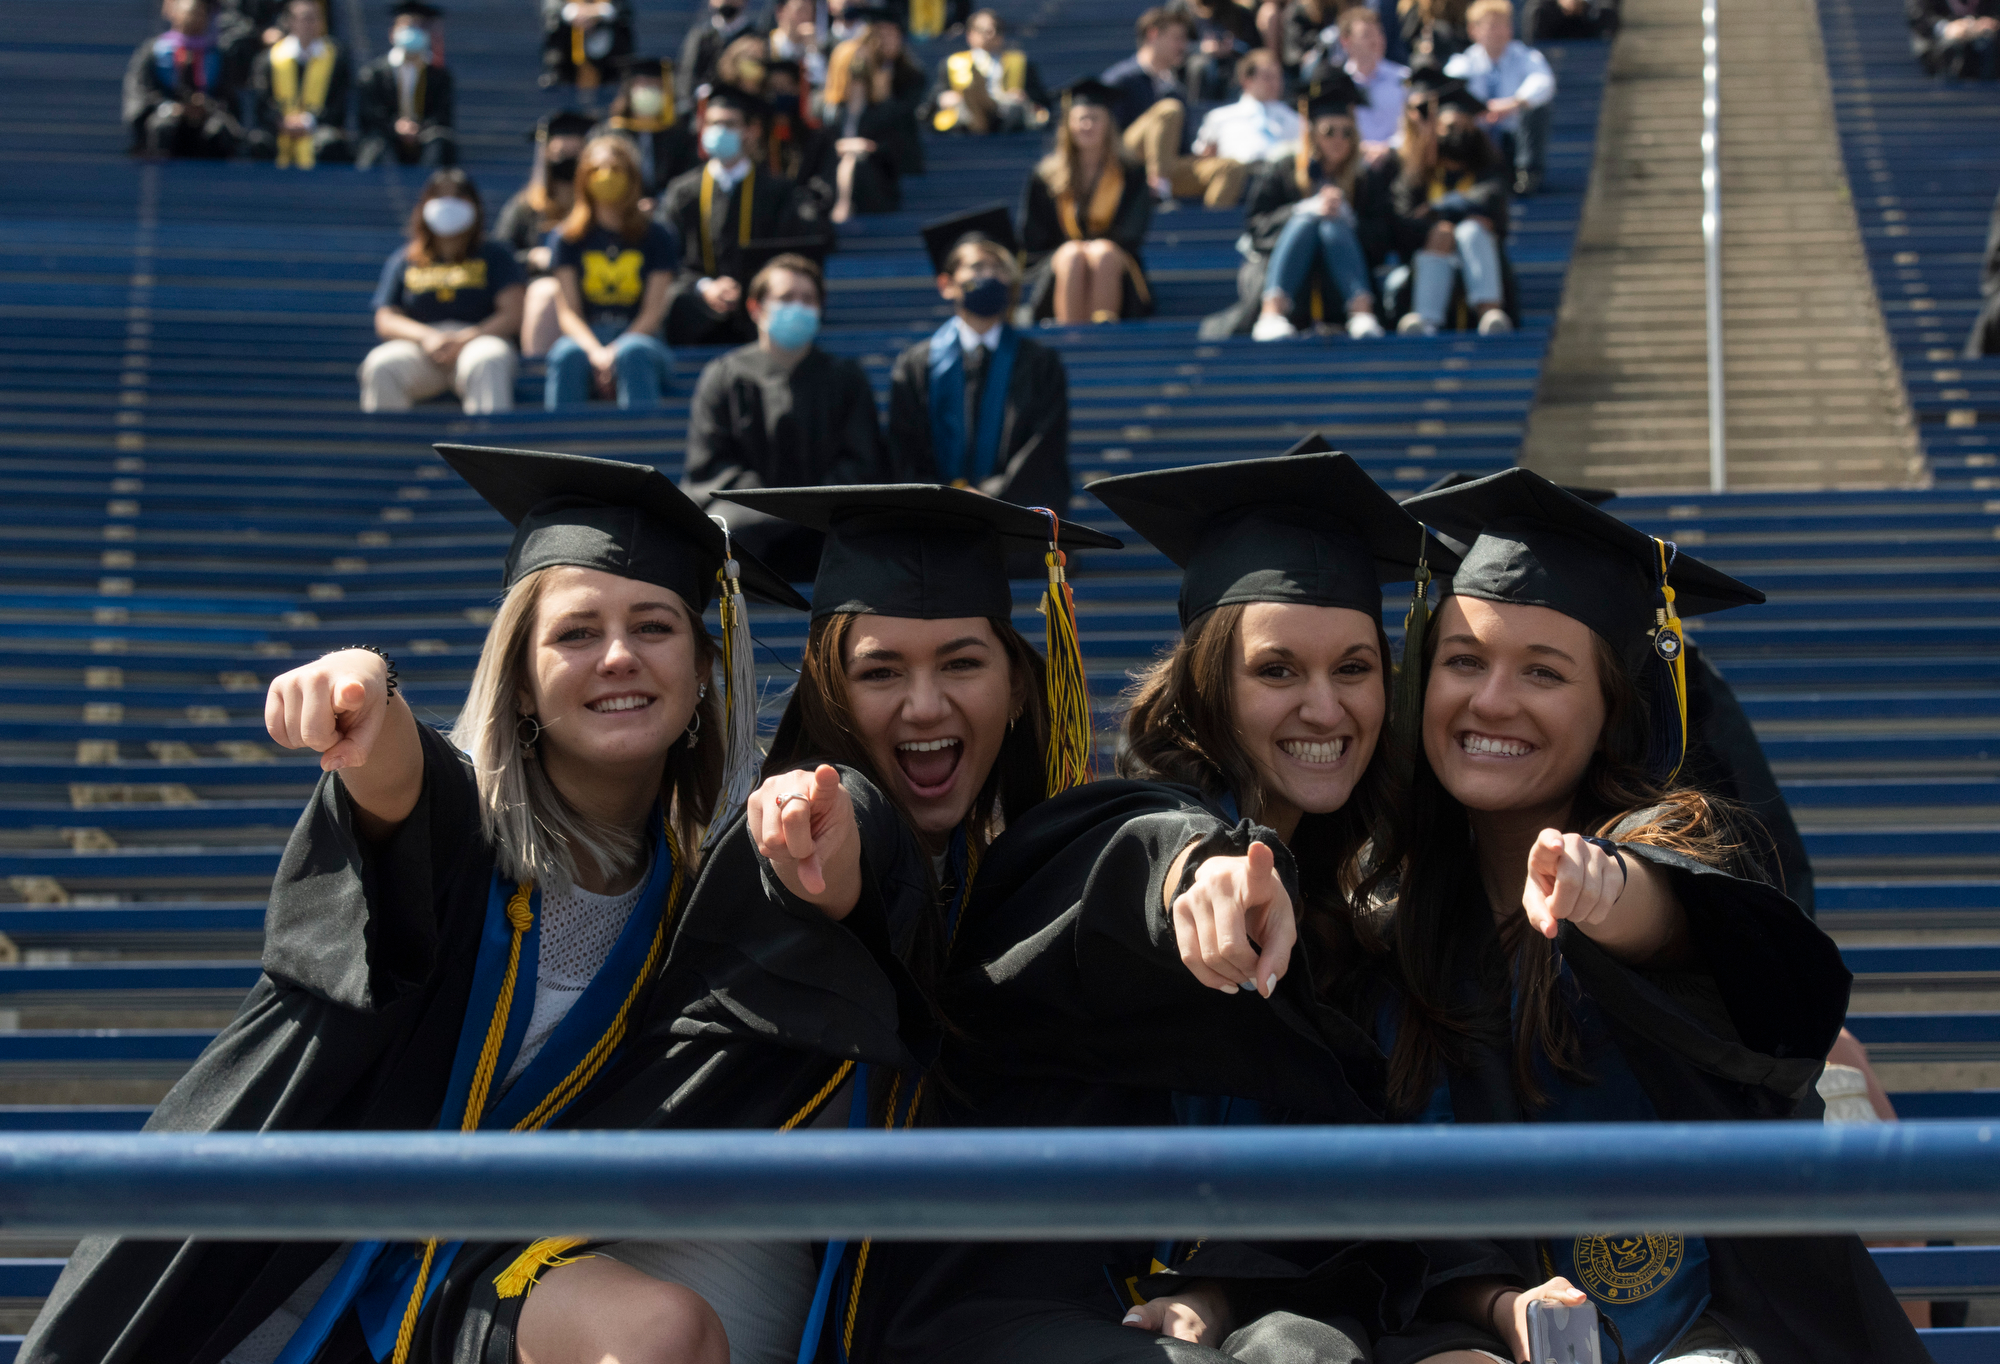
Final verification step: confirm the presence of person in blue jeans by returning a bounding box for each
[1247,81,1387,341]
[545,133,679,409]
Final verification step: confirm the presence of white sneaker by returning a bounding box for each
[1477,310,1515,335]
[1251,313,1298,341]
[1346,312,1386,340]
[1396,313,1437,336]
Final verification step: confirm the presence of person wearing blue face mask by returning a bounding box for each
[654,83,832,347]
[887,208,1074,517]
[681,253,893,582]
[356,0,456,169]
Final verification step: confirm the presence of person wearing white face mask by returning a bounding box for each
[359,170,524,413]
[356,0,456,169]
[681,253,893,583]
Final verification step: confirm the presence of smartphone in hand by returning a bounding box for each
[1524,1298,1602,1364]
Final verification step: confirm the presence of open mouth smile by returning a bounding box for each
[1458,731,1534,757]
[894,737,963,797]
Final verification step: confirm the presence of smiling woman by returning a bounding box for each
[17,445,811,1364]
[1348,468,1919,1364]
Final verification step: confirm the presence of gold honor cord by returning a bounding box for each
[697,161,757,278]
[1652,537,1690,784]
[1039,512,1094,793]
[392,820,688,1360]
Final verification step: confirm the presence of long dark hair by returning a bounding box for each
[1118,602,1402,996]
[405,168,485,265]
[1361,616,1749,1117]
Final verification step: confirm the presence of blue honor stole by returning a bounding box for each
[926,319,1019,487]
[273,825,680,1364]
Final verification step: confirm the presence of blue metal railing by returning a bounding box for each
[3,1121,1999,1242]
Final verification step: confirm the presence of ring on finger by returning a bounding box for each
[775,792,810,810]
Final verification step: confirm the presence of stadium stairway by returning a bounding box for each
[2,0,1999,1356]
[1817,0,2000,490]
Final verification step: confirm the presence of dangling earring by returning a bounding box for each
[516,713,542,754]
[1008,705,1022,733]
[684,707,702,750]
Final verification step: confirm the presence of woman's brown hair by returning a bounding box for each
[1361,612,1748,1117]
[1295,111,1363,197]
[405,167,485,266]
[1396,96,1439,193]
[1119,603,1403,996]
[763,612,1052,994]
[557,134,650,245]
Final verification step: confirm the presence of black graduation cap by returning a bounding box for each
[712,485,1122,621]
[1413,469,1615,506]
[1405,65,1486,114]
[764,56,803,82]
[919,203,1020,276]
[1400,467,1762,663]
[531,108,597,142]
[1303,70,1367,118]
[435,444,808,613]
[610,53,671,79]
[1089,436,1460,629]
[704,81,772,122]
[848,4,900,23]
[1062,77,1119,110]
[391,0,443,16]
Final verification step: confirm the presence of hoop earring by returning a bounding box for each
[684,707,702,750]
[516,714,542,754]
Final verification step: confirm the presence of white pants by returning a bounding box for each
[358,323,517,413]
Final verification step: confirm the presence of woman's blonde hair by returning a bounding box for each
[1037,102,1124,200]
[451,567,722,890]
[1295,111,1362,197]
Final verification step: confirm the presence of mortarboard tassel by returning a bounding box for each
[704,518,763,852]
[1037,508,1094,794]
[1388,524,1434,789]
[1646,537,1691,784]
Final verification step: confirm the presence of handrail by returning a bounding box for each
[1,1122,1998,1241]
[1702,0,1728,491]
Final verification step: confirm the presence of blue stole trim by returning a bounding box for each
[939,826,972,946]
[796,1071,873,1364]
[153,37,220,92]
[274,827,675,1364]
[926,319,1018,486]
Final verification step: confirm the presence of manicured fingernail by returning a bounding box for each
[1265,973,1277,995]
[1122,1313,1144,1325]
[325,757,346,772]
[1242,979,1257,991]
[1221,983,1239,994]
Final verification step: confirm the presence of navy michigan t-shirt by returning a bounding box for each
[369,241,525,326]
[549,221,681,332]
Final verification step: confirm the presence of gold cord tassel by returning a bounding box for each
[1037,514,1093,793]
[1653,538,1690,784]
[909,0,945,38]
[704,527,761,854]
[493,1238,594,1300]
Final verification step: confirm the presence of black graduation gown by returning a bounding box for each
[845,780,1399,1364]
[1021,160,1157,320]
[804,65,928,215]
[395,764,948,1364]
[654,162,828,346]
[121,35,247,155]
[1355,838,1926,1364]
[677,16,755,113]
[1359,151,1519,326]
[885,330,1072,514]
[1682,644,1815,917]
[539,0,634,86]
[354,57,454,167]
[19,725,563,1364]
[680,343,893,582]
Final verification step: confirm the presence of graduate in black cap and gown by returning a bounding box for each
[843,443,1464,1364]
[494,109,595,283]
[594,54,701,196]
[1022,78,1156,323]
[655,82,830,346]
[680,250,892,585]
[887,205,1074,515]
[1411,471,1815,916]
[1344,468,1917,1364]
[389,487,1121,1364]
[355,0,455,169]
[17,447,806,1364]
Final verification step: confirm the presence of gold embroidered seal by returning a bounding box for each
[1572,1234,1684,1304]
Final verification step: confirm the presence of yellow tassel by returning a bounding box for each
[493,1237,594,1300]
[908,0,945,38]
[1038,524,1094,794]
[1654,539,1690,784]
